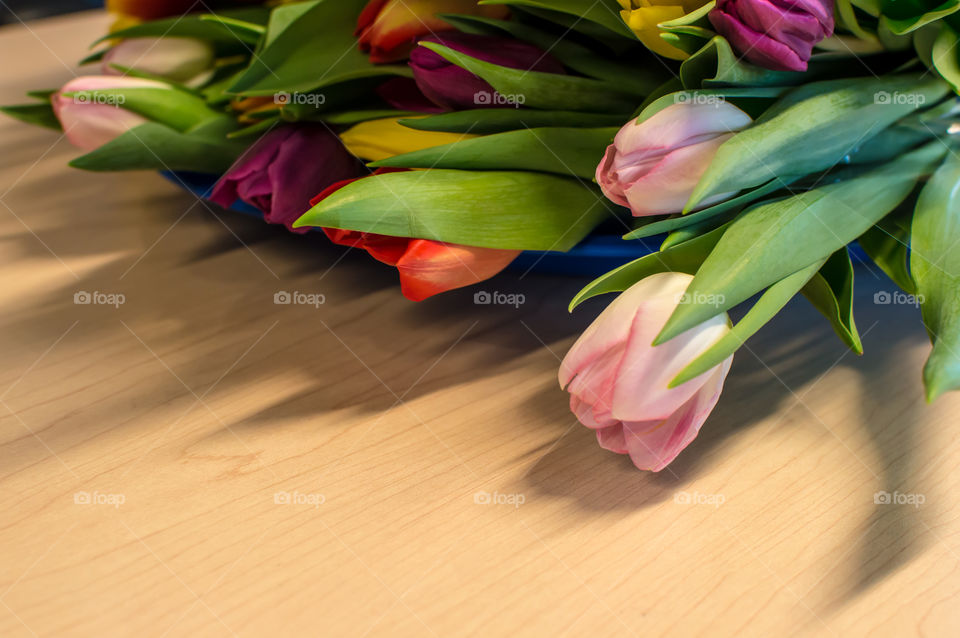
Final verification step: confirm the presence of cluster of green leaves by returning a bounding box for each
[295,0,667,251]
[572,73,960,401]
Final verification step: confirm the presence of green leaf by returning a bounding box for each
[321,109,421,125]
[95,7,270,44]
[62,87,219,132]
[669,261,823,387]
[881,0,960,35]
[68,118,244,173]
[659,2,716,56]
[800,249,863,353]
[419,41,641,113]
[569,225,728,310]
[657,142,945,344]
[858,214,915,293]
[622,176,798,240]
[910,152,960,401]
[931,23,960,91]
[228,0,410,96]
[686,75,950,210]
[296,169,614,251]
[0,103,61,130]
[478,0,635,38]
[399,109,627,134]
[437,14,661,93]
[198,14,267,43]
[369,127,615,178]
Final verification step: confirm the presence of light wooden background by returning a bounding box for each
[0,11,957,638]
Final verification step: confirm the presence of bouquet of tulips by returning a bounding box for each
[6,0,960,471]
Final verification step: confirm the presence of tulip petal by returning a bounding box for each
[596,423,628,454]
[395,240,520,301]
[621,358,731,471]
[614,102,752,158]
[611,299,729,422]
[621,135,735,216]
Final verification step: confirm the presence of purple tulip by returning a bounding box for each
[408,32,565,111]
[210,125,365,233]
[708,0,834,72]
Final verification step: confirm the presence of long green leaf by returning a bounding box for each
[800,249,863,353]
[95,8,269,47]
[419,41,641,113]
[369,127,615,178]
[69,118,244,173]
[478,0,635,37]
[670,261,823,387]
[569,225,728,310]
[399,109,627,134]
[859,214,915,293]
[0,103,60,130]
[438,14,660,92]
[657,142,945,344]
[686,75,950,210]
[910,152,960,401]
[296,169,614,251]
[622,176,798,240]
[228,0,409,96]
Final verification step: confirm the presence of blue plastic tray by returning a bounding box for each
[164,171,867,276]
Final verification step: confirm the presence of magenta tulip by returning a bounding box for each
[210,126,365,233]
[409,32,565,110]
[596,101,752,216]
[52,75,169,151]
[709,0,834,72]
[559,272,732,471]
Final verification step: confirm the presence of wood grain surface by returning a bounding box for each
[0,11,957,638]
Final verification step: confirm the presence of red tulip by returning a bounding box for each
[356,0,509,63]
[309,170,520,301]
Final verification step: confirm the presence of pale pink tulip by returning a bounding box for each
[559,272,732,471]
[52,76,169,151]
[596,101,752,216]
[102,37,216,87]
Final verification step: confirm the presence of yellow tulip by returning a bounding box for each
[339,117,478,162]
[617,0,710,60]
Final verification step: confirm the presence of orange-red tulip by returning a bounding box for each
[309,170,520,301]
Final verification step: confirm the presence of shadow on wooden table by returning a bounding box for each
[520,279,936,609]
[1,163,938,613]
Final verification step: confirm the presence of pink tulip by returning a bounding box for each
[52,76,169,151]
[596,101,752,216]
[102,37,216,87]
[559,272,732,471]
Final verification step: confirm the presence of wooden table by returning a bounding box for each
[0,11,957,638]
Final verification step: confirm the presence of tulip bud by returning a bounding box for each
[307,169,521,301]
[709,0,834,72]
[409,32,564,111]
[102,37,216,88]
[210,125,366,233]
[52,75,170,151]
[596,101,752,216]
[559,272,732,471]
[338,117,478,161]
[356,0,509,63]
